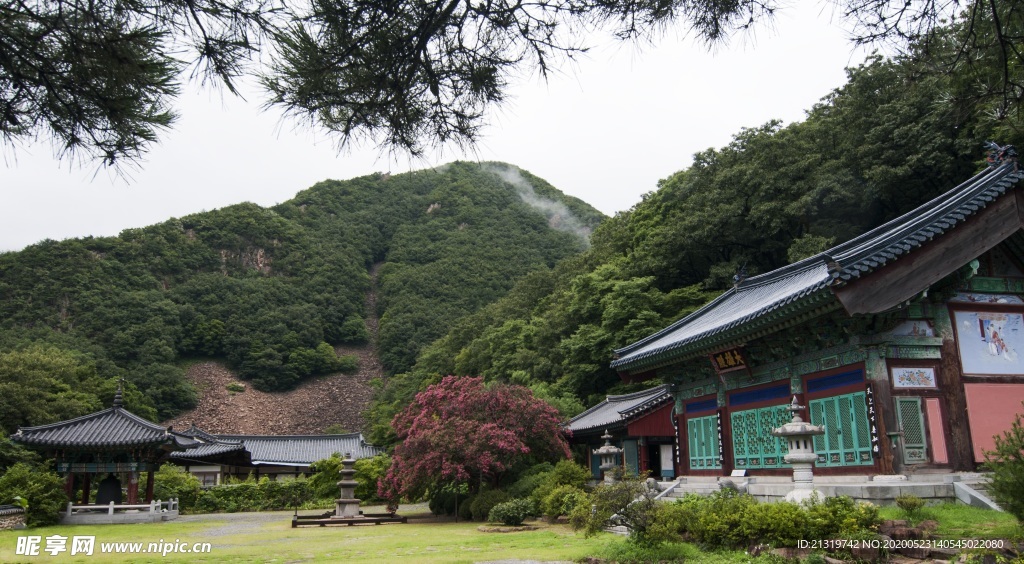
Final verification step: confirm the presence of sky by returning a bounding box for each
[0,3,874,252]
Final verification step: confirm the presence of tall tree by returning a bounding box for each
[4,0,1018,167]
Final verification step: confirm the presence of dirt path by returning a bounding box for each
[163,263,386,435]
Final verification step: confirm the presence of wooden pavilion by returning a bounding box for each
[10,387,196,505]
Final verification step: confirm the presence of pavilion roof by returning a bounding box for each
[611,161,1024,374]
[11,406,195,451]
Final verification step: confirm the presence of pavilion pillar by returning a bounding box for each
[80,474,91,505]
[145,468,155,503]
[127,472,139,504]
[64,472,75,498]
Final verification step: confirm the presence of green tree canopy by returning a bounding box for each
[3,0,1019,166]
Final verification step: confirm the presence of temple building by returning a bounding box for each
[564,384,676,479]
[611,156,1024,478]
[168,426,383,485]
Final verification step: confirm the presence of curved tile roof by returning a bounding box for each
[211,434,383,466]
[564,384,672,434]
[827,162,1024,283]
[611,262,832,371]
[12,407,192,450]
[612,161,1024,373]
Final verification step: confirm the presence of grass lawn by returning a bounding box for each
[0,507,625,563]
[877,502,1022,540]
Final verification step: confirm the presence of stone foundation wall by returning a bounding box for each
[0,512,26,530]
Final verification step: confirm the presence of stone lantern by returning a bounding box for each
[334,452,360,518]
[592,430,623,483]
[771,396,825,503]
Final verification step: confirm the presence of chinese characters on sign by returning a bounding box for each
[866,384,880,458]
[716,411,725,466]
[709,347,748,374]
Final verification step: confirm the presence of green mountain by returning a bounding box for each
[0,162,603,431]
[367,35,1024,446]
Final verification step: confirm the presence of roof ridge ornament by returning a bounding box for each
[985,141,1018,168]
[732,263,748,287]
[113,378,125,408]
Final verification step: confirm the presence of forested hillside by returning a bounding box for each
[0,162,602,432]
[366,22,1024,446]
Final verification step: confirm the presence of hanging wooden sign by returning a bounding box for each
[866,383,880,458]
[709,347,748,374]
[716,411,725,466]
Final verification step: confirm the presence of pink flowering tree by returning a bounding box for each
[379,375,571,502]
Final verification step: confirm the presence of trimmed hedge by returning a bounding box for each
[195,476,316,513]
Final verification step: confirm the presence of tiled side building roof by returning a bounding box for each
[612,161,1024,374]
[170,430,383,466]
[564,384,672,435]
[218,434,383,465]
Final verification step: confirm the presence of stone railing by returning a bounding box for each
[61,499,179,525]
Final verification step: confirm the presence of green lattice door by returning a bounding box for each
[808,392,874,467]
[895,397,928,464]
[731,405,790,469]
[687,415,721,470]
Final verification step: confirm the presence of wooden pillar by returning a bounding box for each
[80,474,91,505]
[64,472,75,498]
[864,346,896,473]
[145,468,155,503]
[127,472,139,504]
[718,408,734,475]
[939,338,975,470]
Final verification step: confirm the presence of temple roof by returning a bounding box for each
[11,406,195,451]
[612,161,1024,374]
[564,384,672,435]
[170,431,383,466]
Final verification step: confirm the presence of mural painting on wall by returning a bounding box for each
[891,321,935,337]
[954,310,1024,374]
[892,367,938,389]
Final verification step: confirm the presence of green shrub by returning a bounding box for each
[805,495,879,539]
[645,498,698,544]
[353,454,391,503]
[737,500,809,547]
[153,464,202,511]
[508,464,552,499]
[488,498,535,526]
[542,484,587,518]
[458,495,475,521]
[895,493,926,519]
[194,476,314,512]
[0,463,68,527]
[470,489,511,521]
[428,485,467,516]
[530,459,590,509]
[549,459,590,488]
[690,489,757,548]
[336,354,360,373]
[985,404,1024,523]
[306,453,343,500]
[570,473,661,545]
